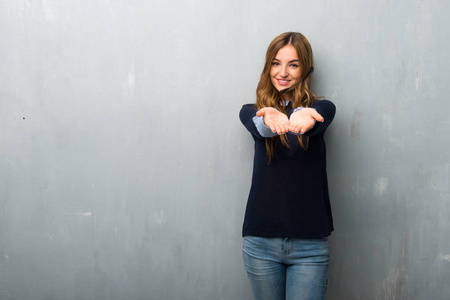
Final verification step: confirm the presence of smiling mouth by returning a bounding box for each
[277,79,291,86]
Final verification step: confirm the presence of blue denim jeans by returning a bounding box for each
[243,236,329,300]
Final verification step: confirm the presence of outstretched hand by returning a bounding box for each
[257,107,290,135]
[288,108,324,134]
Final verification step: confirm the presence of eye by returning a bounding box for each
[290,63,299,68]
[272,61,280,66]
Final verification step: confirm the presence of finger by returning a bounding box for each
[269,124,277,133]
[278,123,287,135]
[264,120,276,133]
[301,122,315,134]
[288,122,294,131]
[288,119,300,131]
[273,119,283,133]
[288,123,294,131]
[311,111,324,122]
[275,124,283,135]
[256,109,266,117]
[268,121,278,133]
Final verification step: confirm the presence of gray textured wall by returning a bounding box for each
[1,1,449,299]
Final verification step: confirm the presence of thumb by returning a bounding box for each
[312,111,324,122]
[256,108,267,117]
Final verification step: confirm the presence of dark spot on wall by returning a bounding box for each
[351,110,363,140]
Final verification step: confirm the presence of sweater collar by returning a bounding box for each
[279,100,291,107]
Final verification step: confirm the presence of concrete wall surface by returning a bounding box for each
[1,0,449,299]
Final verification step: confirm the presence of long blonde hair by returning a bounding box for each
[256,32,318,160]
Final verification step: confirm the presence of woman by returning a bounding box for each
[239,32,336,300]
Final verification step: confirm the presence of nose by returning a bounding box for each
[279,65,288,77]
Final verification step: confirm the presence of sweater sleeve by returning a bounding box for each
[239,104,277,139]
[252,116,278,138]
[301,100,336,137]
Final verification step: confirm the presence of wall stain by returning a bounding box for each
[374,176,389,196]
[378,232,412,300]
[441,254,450,262]
[351,110,364,140]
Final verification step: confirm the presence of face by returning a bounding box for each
[270,44,301,96]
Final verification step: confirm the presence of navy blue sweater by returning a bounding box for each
[239,100,336,238]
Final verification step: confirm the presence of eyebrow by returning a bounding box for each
[273,58,300,63]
